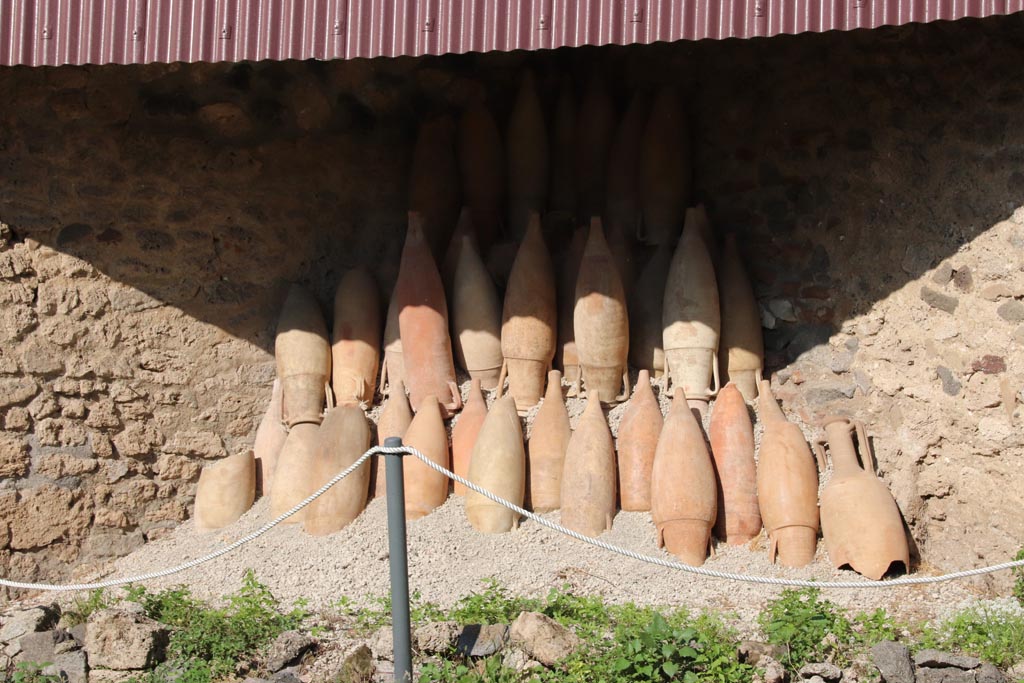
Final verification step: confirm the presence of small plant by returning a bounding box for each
[1013,547,1024,608]
[11,662,62,683]
[919,604,1024,669]
[758,587,854,671]
[448,578,542,625]
[418,655,525,683]
[62,588,112,626]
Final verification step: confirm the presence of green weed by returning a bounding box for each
[1013,548,1024,608]
[62,588,113,626]
[448,578,543,625]
[919,604,1024,669]
[758,588,854,671]
[10,662,62,683]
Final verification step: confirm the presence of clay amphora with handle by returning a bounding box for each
[396,212,462,418]
[814,416,910,580]
[575,71,615,221]
[506,70,548,240]
[606,90,650,244]
[403,395,450,520]
[194,450,256,532]
[270,422,321,524]
[458,102,503,252]
[409,116,460,261]
[557,226,586,386]
[617,370,663,512]
[719,234,763,402]
[709,382,761,545]
[451,232,503,388]
[574,217,629,403]
[465,394,526,533]
[331,268,380,407]
[629,245,672,378]
[650,387,717,566]
[373,379,413,498]
[559,398,617,537]
[379,283,404,396]
[638,85,690,246]
[452,379,488,496]
[527,370,571,511]
[756,379,819,567]
[662,210,720,417]
[499,213,557,414]
[253,378,287,497]
[304,405,371,536]
[275,284,331,427]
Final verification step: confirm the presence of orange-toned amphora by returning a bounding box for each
[452,379,488,496]
[663,211,720,416]
[402,395,450,520]
[560,398,617,537]
[557,226,587,385]
[500,213,557,414]
[575,71,615,220]
[396,213,462,418]
[465,394,526,533]
[506,70,548,240]
[451,233,503,388]
[409,116,460,260]
[379,283,404,395]
[629,246,672,377]
[709,382,761,545]
[574,217,629,403]
[331,268,380,406]
[253,379,287,497]
[458,102,503,251]
[270,422,320,524]
[527,370,571,511]
[651,388,718,566]
[275,284,331,427]
[638,85,690,246]
[719,234,763,402]
[814,417,910,580]
[373,379,413,499]
[194,451,256,532]
[617,370,663,512]
[756,380,819,567]
[304,405,372,536]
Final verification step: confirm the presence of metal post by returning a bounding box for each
[383,436,413,682]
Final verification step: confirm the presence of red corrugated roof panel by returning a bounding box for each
[2,0,1022,67]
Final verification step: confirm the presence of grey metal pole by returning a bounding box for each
[383,436,413,683]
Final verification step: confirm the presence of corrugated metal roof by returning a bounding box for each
[2,0,1022,67]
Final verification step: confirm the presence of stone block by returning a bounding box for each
[85,608,169,670]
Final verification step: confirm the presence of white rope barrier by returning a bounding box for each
[1,444,1022,592]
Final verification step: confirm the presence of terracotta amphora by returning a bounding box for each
[402,395,450,520]
[379,283,404,396]
[465,394,526,533]
[651,388,718,566]
[527,370,571,511]
[458,102,503,252]
[396,212,462,418]
[409,116,460,261]
[442,206,476,293]
[557,226,587,386]
[663,212,720,417]
[576,71,615,221]
[499,213,557,414]
[548,74,577,224]
[718,234,763,402]
[506,70,548,240]
[452,232,503,388]
[814,416,910,580]
[606,218,636,299]
[638,86,691,246]
[373,379,413,499]
[560,398,617,537]
[756,379,819,567]
[617,370,663,512]
[606,90,650,244]
[331,268,380,407]
[709,382,761,545]
[629,246,672,378]
[689,204,719,271]
[304,405,371,536]
[574,217,629,403]
[275,284,331,427]
[194,450,256,532]
[253,378,287,497]
[270,422,320,524]
[452,379,488,496]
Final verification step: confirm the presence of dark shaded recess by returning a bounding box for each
[224,63,253,91]
[140,87,199,116]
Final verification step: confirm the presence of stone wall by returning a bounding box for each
[1,13,1023,589]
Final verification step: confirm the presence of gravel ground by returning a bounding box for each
[66,374,986,633]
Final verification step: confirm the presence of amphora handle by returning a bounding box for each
[852,419,877,475]
[815,415,865,476]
